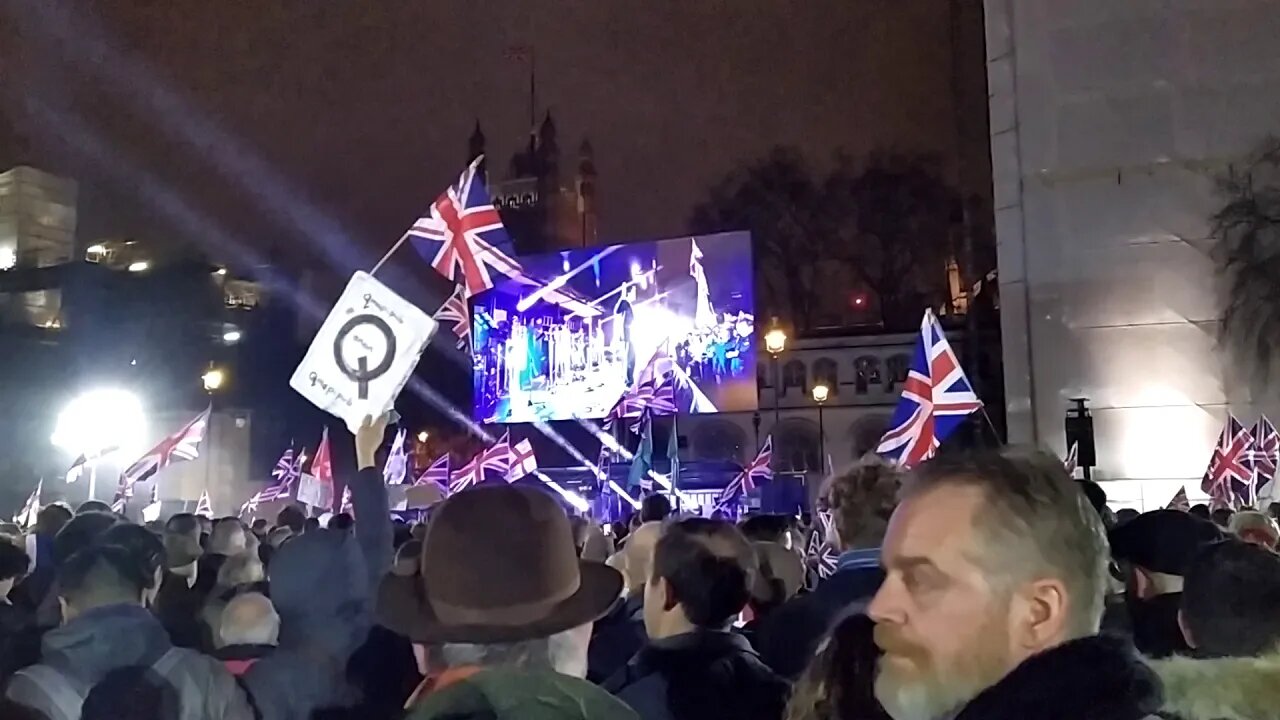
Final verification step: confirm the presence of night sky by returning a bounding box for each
[2,1,988,289]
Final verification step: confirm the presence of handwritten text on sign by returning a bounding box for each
[290,272,438,433]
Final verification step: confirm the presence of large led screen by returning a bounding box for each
[471,231,756,424]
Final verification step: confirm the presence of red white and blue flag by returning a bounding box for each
[714,436,772,511]
[434,285,471,349]
[606,351,679,429]
[808,509,839,580]
[406,156,521,298]
[195,490,213,518]
[449,433,514,493]
[120,406,211,488]
[383,428,409,486]
[1201,413,1255,508]
[1166,486,1190,511]
[876,310,982,468]
[508,439,539,482]
[416,454,451,489]
[242,447,303,515]
[1253,416,1278,504]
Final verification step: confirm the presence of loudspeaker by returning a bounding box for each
[1064,400,1097,468]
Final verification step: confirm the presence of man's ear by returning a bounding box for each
[1177,607,1196,648]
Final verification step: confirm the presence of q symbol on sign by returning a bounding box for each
[333,314,396,400]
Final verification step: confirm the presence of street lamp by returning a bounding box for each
[417,431,429,443]
[812,383,829,474]
[202,367,226,393]
[764,318,788,431]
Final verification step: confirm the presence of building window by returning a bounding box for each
[886,353,910,391]
[782,360,807,397]
[854,356,883,394]
[775,418,821,473]
[813,357,839,396]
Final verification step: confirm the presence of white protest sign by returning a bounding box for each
[296,473,333,510]
[290,271,439,433]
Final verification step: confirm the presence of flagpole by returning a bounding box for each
[978,405,1003,447]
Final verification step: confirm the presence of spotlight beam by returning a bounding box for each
[516,246,619,312]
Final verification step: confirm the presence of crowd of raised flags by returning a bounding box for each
[1199,413,1280,510]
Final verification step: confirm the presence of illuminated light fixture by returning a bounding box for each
[87,244,106,255]
[128,261,150,273]
[764,319,787,356]
[222,329,243,344]
[0,247,16,271]
[214,267,227,276]
[202,367,226,392]
[51,388,148,458]
[417,431,429,443]
[812,383,830,404]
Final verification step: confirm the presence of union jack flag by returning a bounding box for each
[714,436,772,511]
[14,481,40,529]
[1166,486,1190,511]
[1063,442,1078,477]
[434,284,471,349]
[808,509,839,580]
[383,428,409,486]
[1201,414,1254,508]
[606,351,679,429]
[406,156,521,298]
[415,454,450,489]
[195,489,213,518]
[120,406,211,488]
[449,432,513,493]
[876,310,983,468]
[242,447,303,513]
[1253,416,1278,503]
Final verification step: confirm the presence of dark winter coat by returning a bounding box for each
[240,466,392,720]
[753,563,883,679]
[604,630,789,720]
[587,591,646,683]
[1149,649,1280,720]
[213,643,276,676]
[952,635,1163,720]
[1129,593,1191,659]
[0,601,40,680]
[154,570,209,650]
[4,603,253,720]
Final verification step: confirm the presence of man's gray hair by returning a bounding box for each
[218,592,279,648]
[903,447,1110,637]
[441,626,588,677]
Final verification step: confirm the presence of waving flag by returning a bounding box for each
[449,432,513,493]
[596,441,612,484]
[142,482,162,523]
[120,406,211,488]
[195,490,213,518]
[415,454,450,489]
[383,428,409,486]
[406,156,521,297]
[1063,443,1078,477]
[876,311,982,468]
[305,428,335,509]
[1254,416,1279,504]
[434,285,471,349]
[606,351,679,429]
[628,416,655,492]
[14,481,40,529]
[1202,414,1255,508]
[1166,486,1190,511]
[714,436,773,511]
[508,439,539,482]
[241,447,303,515]
[808,509,839,580]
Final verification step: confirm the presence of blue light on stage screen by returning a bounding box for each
[470,231,757,424]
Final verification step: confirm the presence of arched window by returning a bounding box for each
[853,356,883,395]
[813,357,839,397]
[849,414,892,459]
[782,360,807,397]
[692,420,747,464]
[775,418,821,473]
[886,353,910,392]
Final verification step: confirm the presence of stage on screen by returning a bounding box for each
[471,231,757,424]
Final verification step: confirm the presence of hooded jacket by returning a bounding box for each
[4,603,253,720]
[240,466,391,720]
[1150,650,1280,720]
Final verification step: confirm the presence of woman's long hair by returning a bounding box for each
[785,613,890,720]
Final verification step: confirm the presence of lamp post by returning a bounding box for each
[202,366,227,497]
[812,383,829,475]
[764,319,788,433]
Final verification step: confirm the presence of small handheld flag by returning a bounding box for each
[1166,486,1190,511]
[1202,414,1254,509]
[195,490,213,518]
[714,436,773,512]
[508,439,539,483]
[14,481,41,529]
[383,428,409,486]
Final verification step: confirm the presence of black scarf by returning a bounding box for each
[954,635,1163,720]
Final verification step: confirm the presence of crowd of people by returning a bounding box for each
[1,415,1279,719]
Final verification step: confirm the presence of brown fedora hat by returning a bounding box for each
[377,484,622,644]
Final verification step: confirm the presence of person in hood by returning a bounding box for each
[604,518,789,720]
[868,449,1162,720]
[377,483,632,720]
[755,457,899,679]
[1108,509,1224,658]
[1148,538,1280,720]
[5,543,253,720]
[239,414,393,720]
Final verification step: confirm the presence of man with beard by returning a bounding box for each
[1108,510,1224,658]
[868,449,1162,720]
